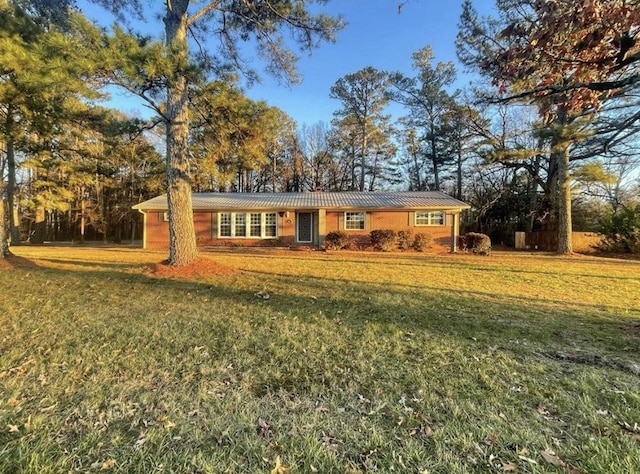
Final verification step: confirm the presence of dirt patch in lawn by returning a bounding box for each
[145,256,238,278]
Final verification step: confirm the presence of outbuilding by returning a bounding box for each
[133,191,470,252]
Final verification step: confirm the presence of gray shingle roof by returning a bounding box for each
[133,191,470,211]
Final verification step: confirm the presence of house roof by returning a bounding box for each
[132,191,470,211]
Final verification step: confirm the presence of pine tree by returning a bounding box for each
[84,0,343,266]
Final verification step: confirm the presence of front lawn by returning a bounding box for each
[1,246,639,473]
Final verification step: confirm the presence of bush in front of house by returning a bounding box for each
[325,231,349,250]
[370,229,397,251]
[412,232,432,252]
[397,230,414,251]
[460,232,491,254]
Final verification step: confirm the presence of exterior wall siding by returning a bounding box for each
[325,210,453,252]
[143,209,458,252]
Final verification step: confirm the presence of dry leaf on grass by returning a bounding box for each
[502,461,518,471]
[270,456,289,474]
[257,417,272,437]
[541,449,582,474]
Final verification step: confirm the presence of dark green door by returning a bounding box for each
[297,212,313,243]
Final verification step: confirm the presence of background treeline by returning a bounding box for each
[1,0,639,251]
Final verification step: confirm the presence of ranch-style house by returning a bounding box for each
[133,191,471,252]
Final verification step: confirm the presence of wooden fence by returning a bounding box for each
[514,231,604,252]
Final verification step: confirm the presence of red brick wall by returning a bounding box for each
[144,212,170,250]
[144,209,457,252]
[144,210,297,250]
[325,210,454,252]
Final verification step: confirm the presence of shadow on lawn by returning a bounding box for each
[4,257,638,367]
[224,250,640,282]
[0,254,40,270]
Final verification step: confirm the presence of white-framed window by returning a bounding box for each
[161,211,169,222]
[218,212,278,239]
[415,211,444,226]
[345,211,365,230]
[234,213,246,237]
[249,213,262,237]
[265,213,277,237]
[219,213,232,236]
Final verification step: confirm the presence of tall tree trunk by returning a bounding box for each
[164,0,198,266]
[429,124,440,190]
[555,142,572,254]
[5,114,20,245]
[550,106,573,254]
[0,181,10,258]
[456,140,463,200]
[32,206,45,244]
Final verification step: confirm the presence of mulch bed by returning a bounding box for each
[145,256,238,278]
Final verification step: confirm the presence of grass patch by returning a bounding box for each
[1,246,639,473]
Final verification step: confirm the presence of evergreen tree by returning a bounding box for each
[457,0,640,253]
[330,67,394,191]
[83,0,344,266]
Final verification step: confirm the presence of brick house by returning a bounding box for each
[133,191,470,252]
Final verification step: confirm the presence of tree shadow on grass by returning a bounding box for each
[3,257,638,375]
[0,254,40,270]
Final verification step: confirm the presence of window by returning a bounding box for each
[161,211,169,222]
[219,213,232,236]
[265,213,277,237]
[415,211,444,226]
[249,213,262,237]
[345,211,365,230]
[234,213,246,237]
[218,212,278,239]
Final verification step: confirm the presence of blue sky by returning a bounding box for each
[246,0,494,126]
[79,0,495,126]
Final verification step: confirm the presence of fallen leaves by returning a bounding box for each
[255,291,271,300]
[619,421,640,441]
[257,417,272,437]
[540,448,582,474]
[269,456,289,474]
[90,459,116,470]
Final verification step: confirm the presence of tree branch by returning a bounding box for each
[491,74,640,104]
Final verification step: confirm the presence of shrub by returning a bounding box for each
[412,232,432,252]
[370,229,397,251]
[460,232,491,254]
[397,230,414,251]
[596,205,640,253]
[324,231,348,250]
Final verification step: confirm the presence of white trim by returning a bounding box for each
[217,212,277,239]
[415,210,444,226]
[344,211,365,230]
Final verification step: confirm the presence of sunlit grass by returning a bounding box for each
[1,246,639,473]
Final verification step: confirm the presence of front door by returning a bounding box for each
[297,212,313,243]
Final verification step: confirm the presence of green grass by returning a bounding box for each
[1,246,639,473]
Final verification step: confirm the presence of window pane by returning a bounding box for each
[235,213,246,237]
[415,211,444,226]
[415,212,429,225]
[345,211,365,230]
[264,213,277,237]
[250,213,262,237]
[219,213,232,237]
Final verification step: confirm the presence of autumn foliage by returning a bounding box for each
[458,0,640,114]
